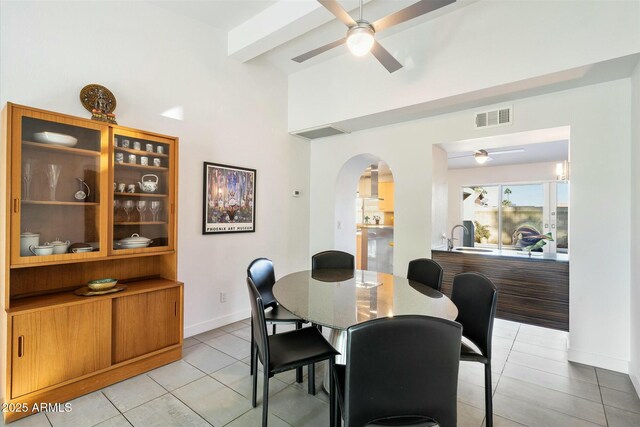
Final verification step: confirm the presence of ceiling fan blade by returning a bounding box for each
[372,0,456,32]
[292,37,346,63]
[370,41,403,73]
[318,0,357,27]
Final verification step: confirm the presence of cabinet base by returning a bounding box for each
[2,346,181,423]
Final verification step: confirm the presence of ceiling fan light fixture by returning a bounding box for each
[346,23,375,57]
[474,149,490,164]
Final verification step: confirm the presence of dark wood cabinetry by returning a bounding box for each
[432,250,569,331]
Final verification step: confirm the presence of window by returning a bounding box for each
[462,182,568,254]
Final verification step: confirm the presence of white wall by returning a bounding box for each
[289,0,640,131]
[0,1,311,336]
[309,79,631,372]
[630,61,640,392]
[446,161,560,234]
[431,146,448,248]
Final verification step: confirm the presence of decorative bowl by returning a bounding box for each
[33,132,78,147]
[116,233,152,249]
[87,278,118,291]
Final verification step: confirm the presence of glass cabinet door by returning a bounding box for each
[11,109,108,264]
[111,130,175,253]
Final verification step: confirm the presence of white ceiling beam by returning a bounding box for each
[228,0,370,62]
[228,0,327,62]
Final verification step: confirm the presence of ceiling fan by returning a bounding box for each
[449,148,525,164]
[292,0,456,73]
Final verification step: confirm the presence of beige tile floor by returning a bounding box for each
[2,318,639,427]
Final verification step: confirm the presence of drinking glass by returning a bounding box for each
[150,201,161,222]
[136,200,147,222]
[123,200,134,222]
[45,164,62,201]
[22,160,33,200]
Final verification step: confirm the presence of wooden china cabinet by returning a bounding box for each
[0,103,182,422]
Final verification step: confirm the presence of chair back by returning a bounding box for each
[246,277,270,366]
[407,258,444,291]
[247,258,277,308]
[451,272,498,358]
[312,250,354,270]
[344,316,462,427]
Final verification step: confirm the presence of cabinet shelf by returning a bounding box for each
[114,192,167,198]
[115,163,167,171]
[114,221,166,225]
[7,278,182,314]
[22,141,100,157]
[115,147,168,158]
[22,200,99,206]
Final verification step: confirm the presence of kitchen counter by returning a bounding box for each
[431,246,568,262]
[432,247,569,331]
[358,224,393,229]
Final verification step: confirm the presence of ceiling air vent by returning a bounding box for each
[475,106,512,129]
[292,125,348,140]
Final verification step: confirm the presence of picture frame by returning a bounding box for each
[203,162,256,234]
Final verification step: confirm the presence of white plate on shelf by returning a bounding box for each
[116,242,151,249]
[33,132,78,147]
[72,247,94,253]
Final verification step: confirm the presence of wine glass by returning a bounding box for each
[150,201,161,222]
[123,200,134,222]
[45,164,62,201]
[136,200,147,222]
[113,199,122,222]
[22,160,33,200]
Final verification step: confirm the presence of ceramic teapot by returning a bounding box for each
[138,174,159,193]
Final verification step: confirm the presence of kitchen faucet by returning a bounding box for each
[448,224,469,251]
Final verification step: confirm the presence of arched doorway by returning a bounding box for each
[356,161,394,273]
[333,154,394,273]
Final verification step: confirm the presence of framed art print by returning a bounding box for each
[203,162,256,234]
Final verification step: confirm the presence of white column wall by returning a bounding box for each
[630,60,640,392]
[309,79,631,372]
[0,1,311,337]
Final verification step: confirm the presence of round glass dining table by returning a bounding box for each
[273,269,459,370]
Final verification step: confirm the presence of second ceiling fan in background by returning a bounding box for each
[292,0,456,73]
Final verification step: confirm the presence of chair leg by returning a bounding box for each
[308,362,316,395]
[262,372,270,427]
[250,319,255,375]
[329,357,336,427]
[485,363,493,427]
[252,344,258,408]
[295,322,303,383]
[272,324,276,335]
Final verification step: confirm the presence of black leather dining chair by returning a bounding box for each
[407,258,444,291]
[247,277,339,427]
[311,250,355,270]
[451,272,498,427]
[333,315,462,427]
[247,258,306,382]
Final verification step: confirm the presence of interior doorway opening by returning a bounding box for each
[355,161,394,273]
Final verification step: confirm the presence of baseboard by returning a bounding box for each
[568,347,629,373]
[183,310,250,338]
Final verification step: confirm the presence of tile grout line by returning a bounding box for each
[595,367,611,427]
